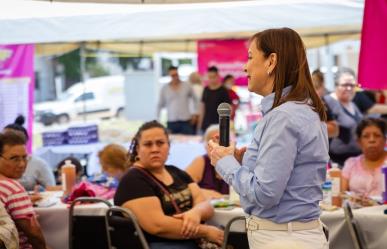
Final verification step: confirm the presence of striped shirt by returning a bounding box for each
[0,178,34,249]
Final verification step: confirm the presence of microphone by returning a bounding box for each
[217,103,231,147]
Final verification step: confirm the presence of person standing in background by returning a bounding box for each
[188,72,204,133]
[157,66,198,135]
[198,66,231,133]
[222,74,240,122]
[208,28,329,249]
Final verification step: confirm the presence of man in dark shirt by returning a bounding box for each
[198,66,231,133]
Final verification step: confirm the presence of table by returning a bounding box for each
[208,205,387,249]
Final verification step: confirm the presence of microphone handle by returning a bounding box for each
[219,116,230,147]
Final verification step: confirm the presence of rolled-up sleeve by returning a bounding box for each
[216,111,298,209]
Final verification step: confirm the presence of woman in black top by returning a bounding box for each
[114,121,223,249]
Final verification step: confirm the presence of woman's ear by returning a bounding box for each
[267,53,277,75]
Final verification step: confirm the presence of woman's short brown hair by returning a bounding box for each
[98,144,129,171]
[250,28,326,121]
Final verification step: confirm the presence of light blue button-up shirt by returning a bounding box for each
[216,88,329,223]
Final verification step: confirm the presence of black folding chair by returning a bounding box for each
[69,197,112,249]
[106,206,150,249]
[343,201,367,249]
[221,216,248,249]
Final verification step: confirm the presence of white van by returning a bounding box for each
[34,75,125,125]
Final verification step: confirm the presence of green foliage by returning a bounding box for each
[56,48,81,86]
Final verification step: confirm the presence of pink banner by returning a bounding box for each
[358,0,387,90]
[0,44,34,151]
[198,39,249,86]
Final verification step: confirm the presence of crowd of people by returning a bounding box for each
[1,27,386,249]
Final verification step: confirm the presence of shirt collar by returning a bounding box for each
[261,86,292,115]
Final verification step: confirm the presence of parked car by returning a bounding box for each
[35,75,125,125]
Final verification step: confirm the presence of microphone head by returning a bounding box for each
[217,103,232,117]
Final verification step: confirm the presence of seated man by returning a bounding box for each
[0,130,47,249]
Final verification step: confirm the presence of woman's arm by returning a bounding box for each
[123,196,219,240]
[210,111,300,209]
[327,120,339,138]
[123,196,195,239]
[200,188,224,200]
[185,156,205,183]
[188,182,214,221]
[342,177,349,192]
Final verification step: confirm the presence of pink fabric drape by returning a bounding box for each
[358,0,387,90]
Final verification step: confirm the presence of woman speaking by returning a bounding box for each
[208,28,329,249]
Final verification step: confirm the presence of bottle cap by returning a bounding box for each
[332,163,339,169]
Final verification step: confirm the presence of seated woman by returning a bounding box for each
[90,144,129,188]
[342,118,386,197]
[114,121,223,249]
[186,125,229,199]
[324,68,363,166]
[4,115,55,191]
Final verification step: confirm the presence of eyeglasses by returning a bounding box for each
[0,155,31,164]
[170,74,178,78]
[338,83,357,89]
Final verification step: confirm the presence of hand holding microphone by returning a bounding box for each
[208,103,246,166]
[207,103,232,165]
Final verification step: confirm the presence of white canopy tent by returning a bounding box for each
[0,0,363,52]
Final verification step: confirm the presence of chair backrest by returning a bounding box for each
[69,197,112,249]
[221,216,248,249]
[106,206,150,249]
[343,202,367,249]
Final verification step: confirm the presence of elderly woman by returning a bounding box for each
[186,125,229,199]
[324,67,363,166]
[342,118,386,197]
[114,120,223,249]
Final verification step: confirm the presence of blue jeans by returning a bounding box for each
[149,240,199,249]
[167,120,194,135]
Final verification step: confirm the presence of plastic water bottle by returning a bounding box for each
[322,181,332,206]
[381,161,387,204]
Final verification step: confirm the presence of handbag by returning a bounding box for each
[133,166,221,249]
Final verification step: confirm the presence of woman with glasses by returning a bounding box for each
[0,130,48,249]
[3,115,55,191]
[324,68,363,166]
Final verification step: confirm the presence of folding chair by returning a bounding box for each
[343,201,367,249]
[221,216,248,249]
[106,206,150,249]
[69,197,112,249]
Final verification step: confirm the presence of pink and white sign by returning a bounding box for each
[358,0,387,90]
[198,39,249,86]
[0,44,34,150]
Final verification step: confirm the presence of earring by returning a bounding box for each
[267,71,271,75]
